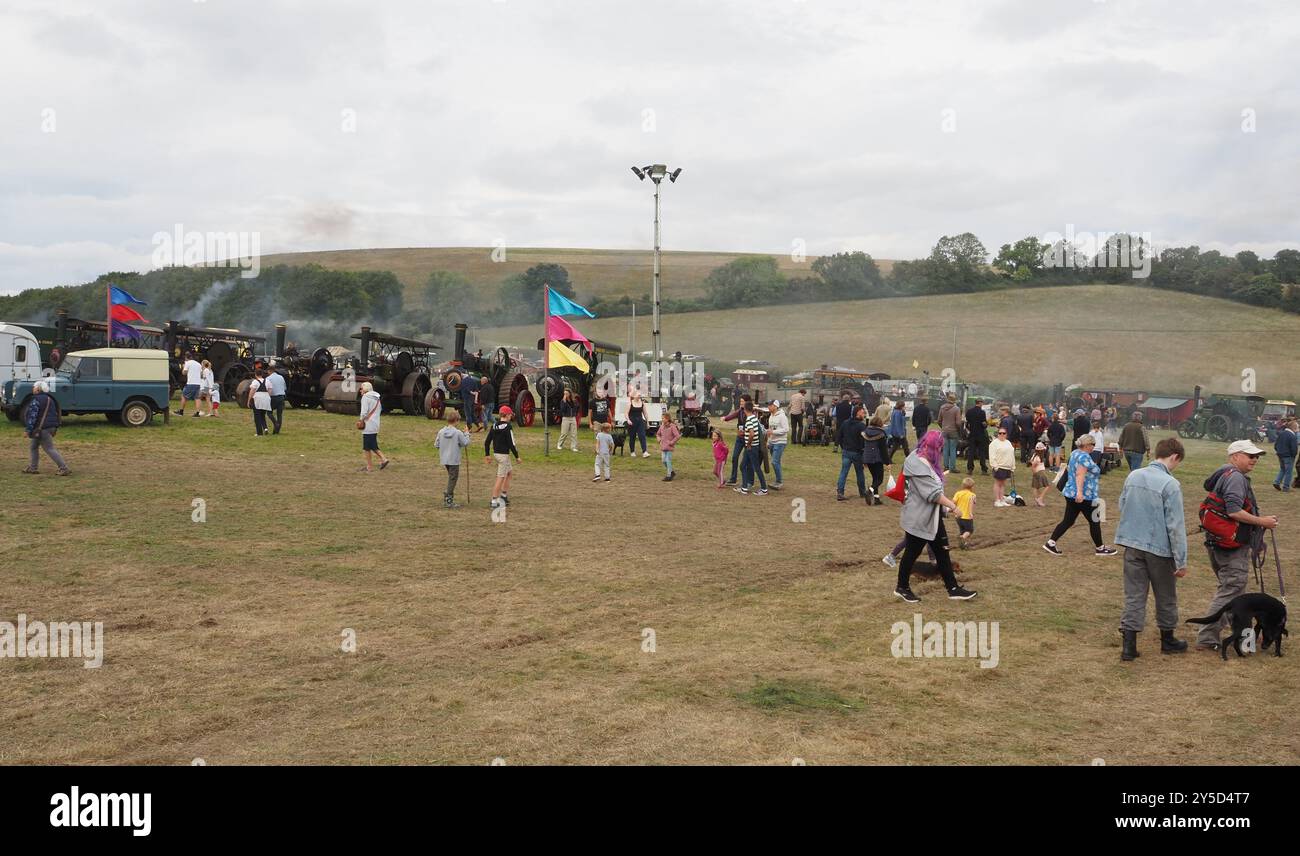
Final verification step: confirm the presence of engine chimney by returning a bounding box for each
[1194,384,1202,409]
[454,323,468,364]
[358,326,371,365]
[275,324,286,358]
[55,308,68,352]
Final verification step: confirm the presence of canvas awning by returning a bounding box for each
[1139,397,1189,410]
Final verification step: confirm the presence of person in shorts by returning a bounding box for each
[484,405,520,508]
[175,351,203,416]
[1030,441,1053,506]
[359,381,389,472]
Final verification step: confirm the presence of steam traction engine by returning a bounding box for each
[533,334,622,426]
[232,323,336,409]
[427,323,539,426]
[319,327,438,416]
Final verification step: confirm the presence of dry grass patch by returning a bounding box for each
[1,407,1297,764]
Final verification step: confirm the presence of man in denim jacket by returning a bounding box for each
[1114,436,1189,661]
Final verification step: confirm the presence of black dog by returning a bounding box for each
[1186,593,1288,660]
[610,425,627,457]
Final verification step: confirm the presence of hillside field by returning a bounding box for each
[481,284,1300,397]
[260,246,888,309]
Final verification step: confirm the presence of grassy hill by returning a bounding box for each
[260,246,890,309]
[480,284,1300,397]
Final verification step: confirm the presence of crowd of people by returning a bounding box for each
[497,388,1289,660]
[21,362,1290,663]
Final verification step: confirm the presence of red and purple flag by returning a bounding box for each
[108,284,148,342]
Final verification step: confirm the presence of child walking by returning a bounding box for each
[953,477,976,548]
[711,428,728,488]
[593,422,613,482]
[434,410,472,508]
[1030,442,1052,506]
[658,412,681,481]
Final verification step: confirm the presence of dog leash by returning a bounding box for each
[1270,529,1287,605]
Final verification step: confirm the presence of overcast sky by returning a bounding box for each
[1,0,1296,295]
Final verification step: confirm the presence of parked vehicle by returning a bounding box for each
[1177,392,1266,442]
[0,323,44,389]
[2,348,170,427]
[428,323,539,426]
[319,327,438,416]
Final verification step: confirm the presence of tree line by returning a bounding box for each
[0,264,406,347]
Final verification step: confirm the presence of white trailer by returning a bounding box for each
[0,323,43,388]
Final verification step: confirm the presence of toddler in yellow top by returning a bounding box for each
[952,477,976,549]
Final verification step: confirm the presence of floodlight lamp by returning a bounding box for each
[668,167,682,183]
[631,166,645,180]
[648,164,667,178]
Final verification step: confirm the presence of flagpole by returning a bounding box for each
[543,283,550,458]
[106,286,112,351]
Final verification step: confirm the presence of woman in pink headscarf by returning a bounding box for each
[891,429,977,604]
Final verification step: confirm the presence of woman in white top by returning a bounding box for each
[198,360,215,417]
[988,425,1017,506]
[247,370,273,436]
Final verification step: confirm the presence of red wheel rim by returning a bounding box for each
[520,394,535,426]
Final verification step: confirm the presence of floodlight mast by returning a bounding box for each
[630,163,680,391]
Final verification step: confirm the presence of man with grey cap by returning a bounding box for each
[1194,439,1279,651]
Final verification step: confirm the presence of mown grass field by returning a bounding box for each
[260,246,876,309]
[2,403,1298,764]
[483,284,1300,396]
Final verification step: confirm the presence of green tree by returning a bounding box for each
[925,233,992,293]
[496,263,575,323]
[1233,272,1282,307]
[994,236,1048,277]
[703,256,786,308]
[810,251,885,300]
[1271,249,1300,283]
[1235,250,1261,275]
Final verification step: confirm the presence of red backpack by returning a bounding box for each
[1198,467,1253,549]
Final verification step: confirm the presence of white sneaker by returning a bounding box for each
[993,500,1007,507]
[642,451,651,458]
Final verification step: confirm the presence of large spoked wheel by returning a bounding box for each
[1207,415,1232,442]
[234,378,254,408]
[425,388,445,420]
[401,372,431,416]
[1176,419,1201,439]
[514,390,535,427]
[120,399,153,427]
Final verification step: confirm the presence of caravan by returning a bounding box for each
[0,323,44,388]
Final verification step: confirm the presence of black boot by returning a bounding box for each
[1160,628,1187,654]
[1121,629,1140,661]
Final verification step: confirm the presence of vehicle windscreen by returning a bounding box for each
[58,356,80,377]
